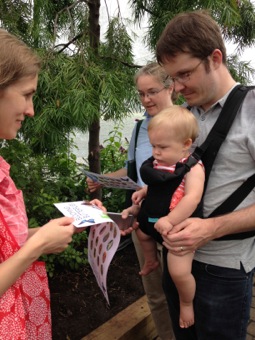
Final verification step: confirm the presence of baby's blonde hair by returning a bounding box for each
[148,105,199,142]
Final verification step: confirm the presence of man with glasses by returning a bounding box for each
[155,10,255,340]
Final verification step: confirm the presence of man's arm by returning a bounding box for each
[163,203,255,253]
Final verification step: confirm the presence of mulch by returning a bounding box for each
[49,241,145,340]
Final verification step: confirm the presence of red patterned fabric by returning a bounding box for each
[0,157,28,246]
[0,211,52,339]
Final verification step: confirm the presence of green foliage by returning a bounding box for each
[0,138,87,226]
[0,1,31,42]
[0,137,89,276]
[101,17,134,68]
[93,123,129,212]
[100,124,128,173]
[0,1,139,277]
[228,54,255,84]
[20,43,139,154]
[130,0,255,79]
[1,1,139,164]
[41,232,88,278]
[130,0,255,49]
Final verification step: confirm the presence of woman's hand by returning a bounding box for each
[32,217,75,254]
[86,177,102,192]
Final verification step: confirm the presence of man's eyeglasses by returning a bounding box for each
[138,87,166,99]
[168,58,205,84]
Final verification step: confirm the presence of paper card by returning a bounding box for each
[82,169,140,190]
[54,201,112,228]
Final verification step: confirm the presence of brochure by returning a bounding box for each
[54,201,134,304]
[54,200,113,228]
[82,169,140,190]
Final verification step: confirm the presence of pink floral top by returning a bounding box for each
[0,156,28,246]
[0,156,51,339]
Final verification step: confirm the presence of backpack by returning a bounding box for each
[125,119,143,208]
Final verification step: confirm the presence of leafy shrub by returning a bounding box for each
[98,123,129,212]
[0,138,89,275]
[0,123,129,276]
[41,232,88,277]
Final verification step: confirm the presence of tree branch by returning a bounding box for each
[134,2,155,17]
[102,55,142,69]
[54,33,83,53]
[53,0,86,46]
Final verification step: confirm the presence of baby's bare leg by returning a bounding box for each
[168,251,195,328]
[136,228,159,276]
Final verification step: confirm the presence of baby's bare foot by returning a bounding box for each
[179,302,194,328]
[139,261,159,276]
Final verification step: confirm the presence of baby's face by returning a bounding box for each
[149,128,189,166]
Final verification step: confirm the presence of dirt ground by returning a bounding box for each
[49,241,145,340]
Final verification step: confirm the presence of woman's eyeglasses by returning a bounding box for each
[137,87,166,99]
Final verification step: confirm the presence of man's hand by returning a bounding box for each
[162,217,216,255]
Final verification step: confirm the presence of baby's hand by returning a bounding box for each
[155,216,173,236]
[132,191,142,204]
[132,186,147,204]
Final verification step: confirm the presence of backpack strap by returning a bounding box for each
[191,85,255,240]
[125,119,143,208]
[210,173,255,240]
[134,119,143,153]
[193,85,254,188]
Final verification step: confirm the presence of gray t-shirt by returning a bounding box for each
[190,85,255,272]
